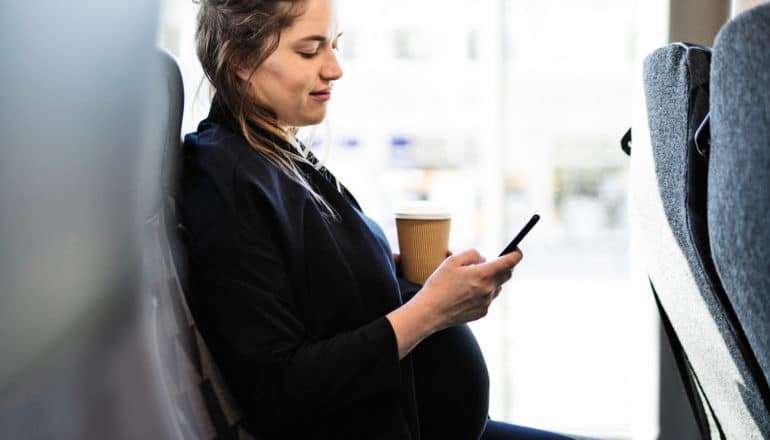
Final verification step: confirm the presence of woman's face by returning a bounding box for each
[239,0,343,128]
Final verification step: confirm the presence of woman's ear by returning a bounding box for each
[235,66,251,83]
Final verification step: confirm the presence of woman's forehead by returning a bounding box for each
[284,0,339,41]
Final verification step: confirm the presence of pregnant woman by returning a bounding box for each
[180,0,573,438]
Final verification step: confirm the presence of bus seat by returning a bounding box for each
[144,49,253,439]
[636,5,770,438]
[0,2,179,438]
[708,0,770,424]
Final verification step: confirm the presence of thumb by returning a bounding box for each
[487,249,523,272]
[449,249,485,267]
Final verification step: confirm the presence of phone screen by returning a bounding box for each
[499,214,540,256]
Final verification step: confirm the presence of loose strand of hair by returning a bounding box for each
[236,110,341,222]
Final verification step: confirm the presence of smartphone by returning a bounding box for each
[499,214,540,256]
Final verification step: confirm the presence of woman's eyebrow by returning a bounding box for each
[297,32,343,43]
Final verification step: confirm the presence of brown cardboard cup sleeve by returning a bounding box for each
[394,202,451,285]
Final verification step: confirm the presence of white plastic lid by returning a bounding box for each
[394,200,451,220]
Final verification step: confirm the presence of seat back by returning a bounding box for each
[143,49,252,440]
[637,6,770,438]
[0,2,178,438]
[708,0,770,421]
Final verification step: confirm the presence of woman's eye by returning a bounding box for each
[299,52,317,59]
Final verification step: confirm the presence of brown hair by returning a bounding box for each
[195,0,339,220]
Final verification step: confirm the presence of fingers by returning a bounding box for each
[485,249,523,274]
[487,268,512,291]
[490,275,512,304]
[448,249,485,266]
[449,248,520,288]
[506,248,524,264]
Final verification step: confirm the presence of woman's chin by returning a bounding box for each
[299,115,326,127]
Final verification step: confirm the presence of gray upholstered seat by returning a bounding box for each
[708,2,770,403]
[637,4,770,438]
[145,49,253,440]
[0,3,178,438]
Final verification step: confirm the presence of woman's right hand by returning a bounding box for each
[416,249,523,332]
[386,249,522,359]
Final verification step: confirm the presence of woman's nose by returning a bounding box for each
[321,51,343,81]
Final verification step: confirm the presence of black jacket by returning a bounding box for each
[180,99,489,440]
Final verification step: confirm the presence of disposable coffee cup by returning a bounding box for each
[394,201,451,285]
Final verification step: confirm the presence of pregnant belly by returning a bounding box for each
[412,324,490,439]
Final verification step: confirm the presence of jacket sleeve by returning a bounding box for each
[190,177,403,426]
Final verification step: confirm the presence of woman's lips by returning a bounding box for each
[310,90,331,101]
